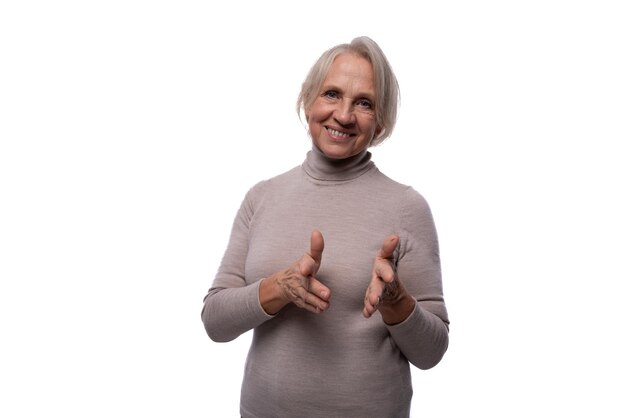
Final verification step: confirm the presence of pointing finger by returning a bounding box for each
[374,261,396,284]
[308,277,331,302]
[378,234,399,260]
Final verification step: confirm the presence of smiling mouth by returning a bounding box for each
[326,127,355,140]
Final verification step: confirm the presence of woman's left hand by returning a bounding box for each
[363,235,416,325]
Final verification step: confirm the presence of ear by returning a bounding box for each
[375,124,384,137]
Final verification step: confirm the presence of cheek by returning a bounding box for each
[306,105,319,122]
[360,115,377,132]
[307,100,333,122]
[308,120,321,138]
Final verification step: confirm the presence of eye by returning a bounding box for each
[322,90,339,99]
[356,98,373,109]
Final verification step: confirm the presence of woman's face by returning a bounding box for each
[306,53,381,160]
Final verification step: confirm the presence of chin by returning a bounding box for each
[318,144,354,160]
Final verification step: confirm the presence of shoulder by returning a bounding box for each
[370,167,436,232]
[370,167,431,211]
[400,186,432,216]
[242,165,301,205]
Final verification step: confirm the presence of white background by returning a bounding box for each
[1,1,625,417]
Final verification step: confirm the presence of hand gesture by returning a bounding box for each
[363,235,414,323]
[261,229,331,315]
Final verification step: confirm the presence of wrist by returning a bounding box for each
[379,294,416,325]
[259,275,289,315]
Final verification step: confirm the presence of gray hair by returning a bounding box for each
[296,36,400,146]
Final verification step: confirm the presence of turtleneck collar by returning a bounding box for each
[302,145,375,183]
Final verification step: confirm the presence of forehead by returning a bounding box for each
[323,53,376,92]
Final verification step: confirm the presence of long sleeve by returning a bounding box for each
[201,183,273,342]
[201,149,450,417]
[386,188,449,369]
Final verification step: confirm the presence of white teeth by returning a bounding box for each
[327,128,350,138]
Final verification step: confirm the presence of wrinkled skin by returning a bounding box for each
[261,231,414,324]
[363,235,411,319]
[260,230,330,315]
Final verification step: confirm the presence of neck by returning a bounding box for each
[302,145,374,182]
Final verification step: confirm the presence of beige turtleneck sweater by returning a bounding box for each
[202,146,449,418]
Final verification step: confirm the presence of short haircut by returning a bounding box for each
[296,36,400,146]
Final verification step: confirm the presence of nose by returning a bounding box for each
[333,101,356,126]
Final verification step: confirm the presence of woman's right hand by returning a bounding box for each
[259,229,331,315]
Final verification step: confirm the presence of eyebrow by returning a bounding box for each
[321,84,376,103]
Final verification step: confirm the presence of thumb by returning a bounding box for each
[308,229,324,265]
[378,234,399,260]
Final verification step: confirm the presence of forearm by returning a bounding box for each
[386,300,449,370]
[201,280,273,342]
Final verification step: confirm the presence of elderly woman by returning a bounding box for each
[202,36,449,418]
